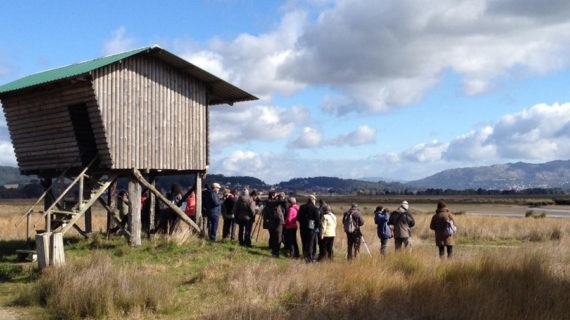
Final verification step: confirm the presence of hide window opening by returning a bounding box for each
[68,104,98,166]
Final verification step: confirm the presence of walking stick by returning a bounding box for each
[361,234,373,257]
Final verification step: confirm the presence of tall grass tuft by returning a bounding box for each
[206,252,570,320]
[14,253,177,319]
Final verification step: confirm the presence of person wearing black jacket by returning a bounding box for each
[297,195,321,262]
[263,191,285,257]
[221,189,238,241]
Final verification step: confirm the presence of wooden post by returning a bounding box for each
[195,173,203,233]
[106,181,117,236]
[26,213,31,244]
[50,233,65,267]
[35,232,51,271]
[128,176,142,246]
[149,177,156,236]
[83,181,92,235]
[42,178,53,232]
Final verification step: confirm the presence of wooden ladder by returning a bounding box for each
[16,157,117,239]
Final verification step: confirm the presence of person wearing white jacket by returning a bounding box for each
[320,205,337,260]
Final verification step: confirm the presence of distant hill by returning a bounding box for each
[0,166,35,185]
[408,160,570,190]
[278,176,408,194]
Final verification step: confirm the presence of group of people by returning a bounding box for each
[207,185,458,260]
[114,181,457,260]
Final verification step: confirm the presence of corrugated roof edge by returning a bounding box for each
[0,47,150,95]
[0,45,258,105]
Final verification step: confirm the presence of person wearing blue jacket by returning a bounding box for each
[374,206,392,255]
[204,183,222,241]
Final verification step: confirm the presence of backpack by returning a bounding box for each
[443,220,457,237]
[343,210,357,234]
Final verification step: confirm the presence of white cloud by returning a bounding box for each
[0,141,16,166]
[279,0,570,115]
[288,125,376,148]
[400,141,450,162]
[288,127,322,148]
[102,26,137,55]
[392,102,570,163]
[329,125,376,146]
[210,104,309,147]
[178,11,307,99]
[211,149,450,183]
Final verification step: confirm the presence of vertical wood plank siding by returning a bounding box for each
[1,81,111,173]
[92,55,208,170]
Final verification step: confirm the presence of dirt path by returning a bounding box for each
[0,306,19,320]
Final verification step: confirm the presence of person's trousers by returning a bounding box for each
[347,233,361,260]
[208,214,220,241]
[380,238,389,255]
[438,245,453,258]
[301,229,318,262]
[269,225,283,257]
[237,220,253,246]
[317,236,325,260]
[321,236,335,260]
[283,228,300,258]
[394,237,412,251]
[222,217,236,240]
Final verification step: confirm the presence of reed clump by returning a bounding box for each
[207,252,570,320]
[14,253,177,319]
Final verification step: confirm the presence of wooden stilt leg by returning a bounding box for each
[128,176,142,246]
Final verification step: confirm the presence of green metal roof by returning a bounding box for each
[0,45,257,105]
[0,47,149,94]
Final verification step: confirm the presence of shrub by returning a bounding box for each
[15,253,177,319]
[0,263,23,281]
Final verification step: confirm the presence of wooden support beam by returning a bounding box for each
[72,224,89,239]
[106,180,117,236]
[42,178,53,232]
[132,169,201,233]
[195,173,203,235]
[97,197,131,239]
[83,182,92,235]
[128,176,142,246]
[148,177,156,236]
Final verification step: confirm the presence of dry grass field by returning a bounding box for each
[0,199,569,319]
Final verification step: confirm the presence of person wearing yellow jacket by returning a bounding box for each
[320,205,337,260]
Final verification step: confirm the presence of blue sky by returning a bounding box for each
[2,0,570,183]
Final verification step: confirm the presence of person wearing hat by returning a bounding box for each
[430,201,456,258]
[388,200,415,251]
[297,194,321,262]
[343,203,365,260]
[204,182,222,241]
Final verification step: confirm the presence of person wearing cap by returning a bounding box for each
[320,205,337,260]
[283,197,300,258]
[388,200,415,251]
[204,182,222,241]
[343,203,365,260]
[430,201,456,258]
[297,194,321,262]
